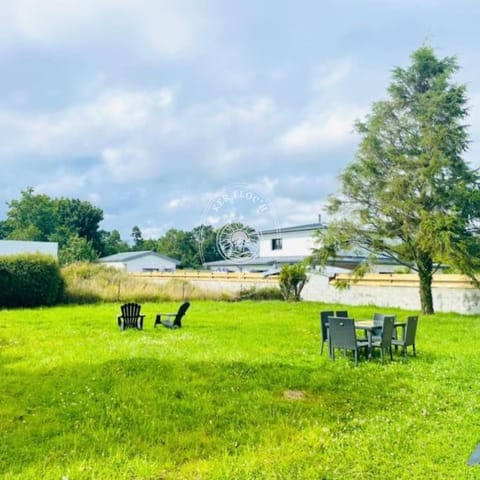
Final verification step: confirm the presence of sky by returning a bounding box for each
[1,0,480,242]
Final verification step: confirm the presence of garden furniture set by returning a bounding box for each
[321,310,418,365]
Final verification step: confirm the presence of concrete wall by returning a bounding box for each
[0,240,58,258]
[301,273,480,314]
[133,271,480,314]
[133,271,278,294]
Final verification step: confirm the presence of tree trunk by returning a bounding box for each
[417,254,434,314]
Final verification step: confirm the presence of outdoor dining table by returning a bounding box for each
[355,320,407,359]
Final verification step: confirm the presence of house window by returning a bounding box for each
[271,238,283,250]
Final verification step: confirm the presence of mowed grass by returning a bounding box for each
[1,301,480,479]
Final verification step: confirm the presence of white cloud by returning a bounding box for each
[311,59,355,91]
[36,173,88,197]
[0,87,176,158]
[99,147,159,183]
[209,97,279,129]
[0,0,203,58]
[272,196,330,228]
[275,106,363,154]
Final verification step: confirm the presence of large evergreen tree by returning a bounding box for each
[314,46,480,314]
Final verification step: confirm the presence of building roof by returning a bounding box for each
[260,222,324,235]
[99,250,181,265]
[204,252,400,270]
[204,255,307,267]
[0,239,58,258]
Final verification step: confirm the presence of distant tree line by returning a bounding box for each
[0,187,222,267]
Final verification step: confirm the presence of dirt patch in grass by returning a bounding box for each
[283,389,306,400]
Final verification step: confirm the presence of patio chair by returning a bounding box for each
[370,315,395,362]
[117,302,145,330]
[335,310,348,318]
[154,302,190,329]
[392,316,418,357]
[328,316,369,366]
[320,310,334,355]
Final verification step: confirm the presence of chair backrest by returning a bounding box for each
[328,317,357,350]
[335,310,348,318]
[120,303,142,327]
[379,315,395,347]
[373,312,385,327]
[320,311,334,341]
[121,302,141,317]
[403,316,418,346]
[173,302,190,327]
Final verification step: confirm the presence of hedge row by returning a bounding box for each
[0,254,64,308]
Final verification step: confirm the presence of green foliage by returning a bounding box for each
[98,229,129,257]
[58,234,99,266]
[130,225,144,250]
[0,188,227,269]
[314,46,480,314]
[0,253,63,307]
[3,188,109,258]
[54,197,104,250]
[1,301,480,479]
[193,224,223,263]
[279,263,307,301]
[0,219,10,239]
[5,187,57,240]
[157,228,201,268]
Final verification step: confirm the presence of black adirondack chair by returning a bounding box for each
[117,302,145,330]
[154,302,190,329]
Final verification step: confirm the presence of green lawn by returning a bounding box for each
[1,300,480,479]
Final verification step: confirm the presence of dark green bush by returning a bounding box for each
[0,254,63,307]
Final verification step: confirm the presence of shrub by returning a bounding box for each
[0,254,63,307]
[279,263,307,301]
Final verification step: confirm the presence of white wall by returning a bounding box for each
[260,230,316,257]
[0,240,58,258]
[138,271,480,314]
[301,273,480,314]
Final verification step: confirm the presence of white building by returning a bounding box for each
[204,222,400,273]
[99,251,180,273]
[0,240,58,258]
[259,223,321,258]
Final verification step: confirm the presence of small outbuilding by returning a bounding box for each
[99,251,180,273]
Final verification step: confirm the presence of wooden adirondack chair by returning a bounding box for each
[154,302,190,329]
[117,302,145,330]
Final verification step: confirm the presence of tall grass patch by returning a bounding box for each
[61,263,236,303]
